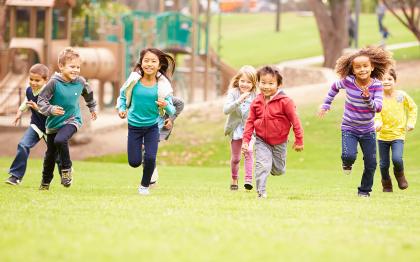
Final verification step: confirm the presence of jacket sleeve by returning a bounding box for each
[284,99,304,146]
[321,81,341,111]
[169,96,185,121]
[164,96,176,116]
[223,90,241,115]
[80,77,97,113]
[37,79,56,116]
[242,101,256,144]
[404,92,417,128]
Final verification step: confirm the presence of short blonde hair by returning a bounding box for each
[228,65,257,93]
[58,47,80,66]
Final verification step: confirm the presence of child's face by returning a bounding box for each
[141,51,161,77]
[352,55,374,81]
[382,72,395,92]
[238,75,253,94]
[258,73,280,98]
[59,58,81,81]
[29,73,47,90]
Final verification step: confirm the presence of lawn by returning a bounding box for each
[211,12,419,68]
[1,88,420,261]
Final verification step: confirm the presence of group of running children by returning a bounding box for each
[5,46,417,198]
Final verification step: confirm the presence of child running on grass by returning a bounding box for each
[223,65,257,191]
[374,67,417,192]
[149,95,184,186]
[242,66,304,198]
[38,47,97,190]
[117,48,175,195]
[6,64,51,185]
[318,46,394,197]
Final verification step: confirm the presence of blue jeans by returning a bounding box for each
[9,127,42,179]
[42,124,77,184]
[341,130,377,194]
[127,124,159,187]
[378,139,404,180]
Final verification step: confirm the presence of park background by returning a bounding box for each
[0,0,420,261]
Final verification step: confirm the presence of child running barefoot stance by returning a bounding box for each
[223,65,257,191]
[374,68,417,192]
[242,66,304,198]
[318,46,394,197]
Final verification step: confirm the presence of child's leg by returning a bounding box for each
[9,127,41,179]
[54,124,77,171]
[230,139,242,182]
[271,142,287,176]
[243,137,255,183]
[254,138,273,195]
[42,133,58,184]
[378,140,391,180]
[358,132,377,194]
[391,140,404,172]
[127,125,145,167]
[141,124,159,187]
[341,131,358,169]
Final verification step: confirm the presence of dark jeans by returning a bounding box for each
[341,130,377,194]
[378,139,404,180]
[127,124,159,187]
[42,124,77,184]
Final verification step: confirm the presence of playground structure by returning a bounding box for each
[0,0,232,116]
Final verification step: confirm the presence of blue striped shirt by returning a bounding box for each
[322,75,383,134]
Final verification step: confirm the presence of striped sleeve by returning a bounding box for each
[321,80,343,110]
[362,79,383,113]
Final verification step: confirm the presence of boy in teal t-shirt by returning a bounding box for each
[37,47,97,190]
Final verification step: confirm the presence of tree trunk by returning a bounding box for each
[0,1,6,50]
[307,0,350,68]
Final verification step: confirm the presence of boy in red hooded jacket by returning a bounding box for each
[242,66,304,198]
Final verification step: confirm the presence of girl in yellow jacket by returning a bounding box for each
[375,68,417,192]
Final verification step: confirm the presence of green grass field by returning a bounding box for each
[211,12,419,68]
[1,88,420,261]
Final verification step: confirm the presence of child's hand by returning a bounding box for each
[241,142,249,156]
[118,110,127,119]
[26,101,38,111]
[292,143,304,152]
[407,125,414,131]
[239,92,250,102]
[361,88,370,98]
[12,112,22,126]
[91,111,97,121]
[156,98,167,108]
[375,123,382,132]
[163,119,173,129]
[52,106,65,116]
[317,107,328,118]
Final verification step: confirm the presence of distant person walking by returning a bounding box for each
[376,1,390,44]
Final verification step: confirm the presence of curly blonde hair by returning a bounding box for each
[58,47,80,66]
[335,46,394,79]
[228,65,257,93]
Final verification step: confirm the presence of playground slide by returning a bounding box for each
[0,71,29,115]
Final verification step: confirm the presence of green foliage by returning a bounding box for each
[392,46,420,61]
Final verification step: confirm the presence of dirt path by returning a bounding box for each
[1,60,419,160]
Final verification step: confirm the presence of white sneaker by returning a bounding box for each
[342,165,352,175]
[258,193,267,199]
[138,186,150,195]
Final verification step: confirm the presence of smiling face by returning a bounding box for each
[382,72,395,92]
[141,51,161,77]
[258,73,280,98]
[29,73,47,91]
[59,58,81,81]
[238,74,253,94]
[352,55,374,82]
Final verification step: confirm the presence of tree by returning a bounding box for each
[383,0,420,42]
[0,0,6,49]
[307,0,350,68]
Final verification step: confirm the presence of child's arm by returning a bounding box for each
[284,99,304,150]
[116,81,129,119]
[37,80,64,116]
[223,90,244,115]
[318,81,341,118]
[404,92,417,131]
[362,81,383,113]
[241,102,256,154]
[156,96,176,116]
[169,96,185,121]
[374,112,383,131]
[80,78,97,120]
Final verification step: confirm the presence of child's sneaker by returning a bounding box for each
[258,192,267,198]
[358,192,370,197]
[61,169,72,187]
[5,175,21,185]
[342,165,352,175]
[244,182,253,191]
[138,186,150,195]
[39,183,50,190]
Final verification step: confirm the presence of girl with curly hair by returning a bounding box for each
[318,46,394,197]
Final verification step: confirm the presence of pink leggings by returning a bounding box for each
[230,138,254,182]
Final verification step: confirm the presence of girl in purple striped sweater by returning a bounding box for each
[318,46,394,197]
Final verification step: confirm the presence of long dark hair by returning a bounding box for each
[133,48,176,81]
